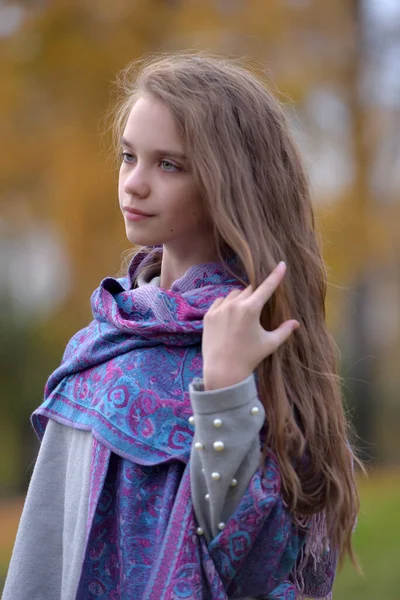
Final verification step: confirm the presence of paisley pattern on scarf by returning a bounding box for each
[33,246,242,465]
[77,449,304,599]
[31,245,332,599]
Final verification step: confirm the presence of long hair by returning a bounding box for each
[110,53,361,565]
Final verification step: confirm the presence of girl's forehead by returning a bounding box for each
[124,95,182,148]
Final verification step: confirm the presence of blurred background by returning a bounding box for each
[0,0,399,597]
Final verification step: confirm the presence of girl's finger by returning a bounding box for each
[208,296,225,311]
[207,286,245,313]
[266,319,299,352]
[238,284,253,299]
[248,262,287,312]
[222,288,244,303]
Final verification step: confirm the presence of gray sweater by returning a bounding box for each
[3,272,264,600]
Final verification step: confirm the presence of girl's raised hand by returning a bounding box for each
[202,261,299,390]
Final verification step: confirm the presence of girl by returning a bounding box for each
[4,53,360,600]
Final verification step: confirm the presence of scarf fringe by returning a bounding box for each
[291,511,331,597]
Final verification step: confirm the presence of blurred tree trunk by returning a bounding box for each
[343,0,377,463]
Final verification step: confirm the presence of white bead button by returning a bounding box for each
[205,493,210,501]
[213,418,223,428]
[230,478,238,487]
[211,472,221,481]
[218,521,225,530]
[188,415,195,425]
[194,441,204,451]
[250,406,260,416]
[196,527,204,535]
[213,440,225,452]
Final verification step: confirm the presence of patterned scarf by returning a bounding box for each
[32,245,334,599]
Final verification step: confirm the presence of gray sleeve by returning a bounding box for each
[2,420,92,600]
[188,373,265,542]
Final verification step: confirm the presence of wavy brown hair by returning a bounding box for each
[110,53,361,566]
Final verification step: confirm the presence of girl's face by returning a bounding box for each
[118,94,213,253]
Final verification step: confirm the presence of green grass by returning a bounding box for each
[333,468,400,599]
[1,469,400,597]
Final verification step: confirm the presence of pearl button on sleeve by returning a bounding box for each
[188,372,265,541]
[213,440,224,452]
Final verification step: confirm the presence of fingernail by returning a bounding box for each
[278,261,286,269]
[292,320,300,330]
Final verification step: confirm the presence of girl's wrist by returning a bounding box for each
[203,368,251,391]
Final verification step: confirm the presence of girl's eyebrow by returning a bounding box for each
[120,136,187,161]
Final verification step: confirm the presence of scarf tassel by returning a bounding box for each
[291,511,335,600]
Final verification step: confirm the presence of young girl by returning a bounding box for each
[4,54,360,600]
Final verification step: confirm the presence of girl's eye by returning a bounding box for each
[120,153,180,171]
[160,160,179,172]
[121,152,136,164]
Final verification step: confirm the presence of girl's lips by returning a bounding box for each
[124,211,154,221]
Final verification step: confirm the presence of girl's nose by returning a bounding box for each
[123,166,151,198]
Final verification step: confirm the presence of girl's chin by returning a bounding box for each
[125,230,162,247]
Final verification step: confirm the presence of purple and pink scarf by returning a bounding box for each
[32,245,336,599]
